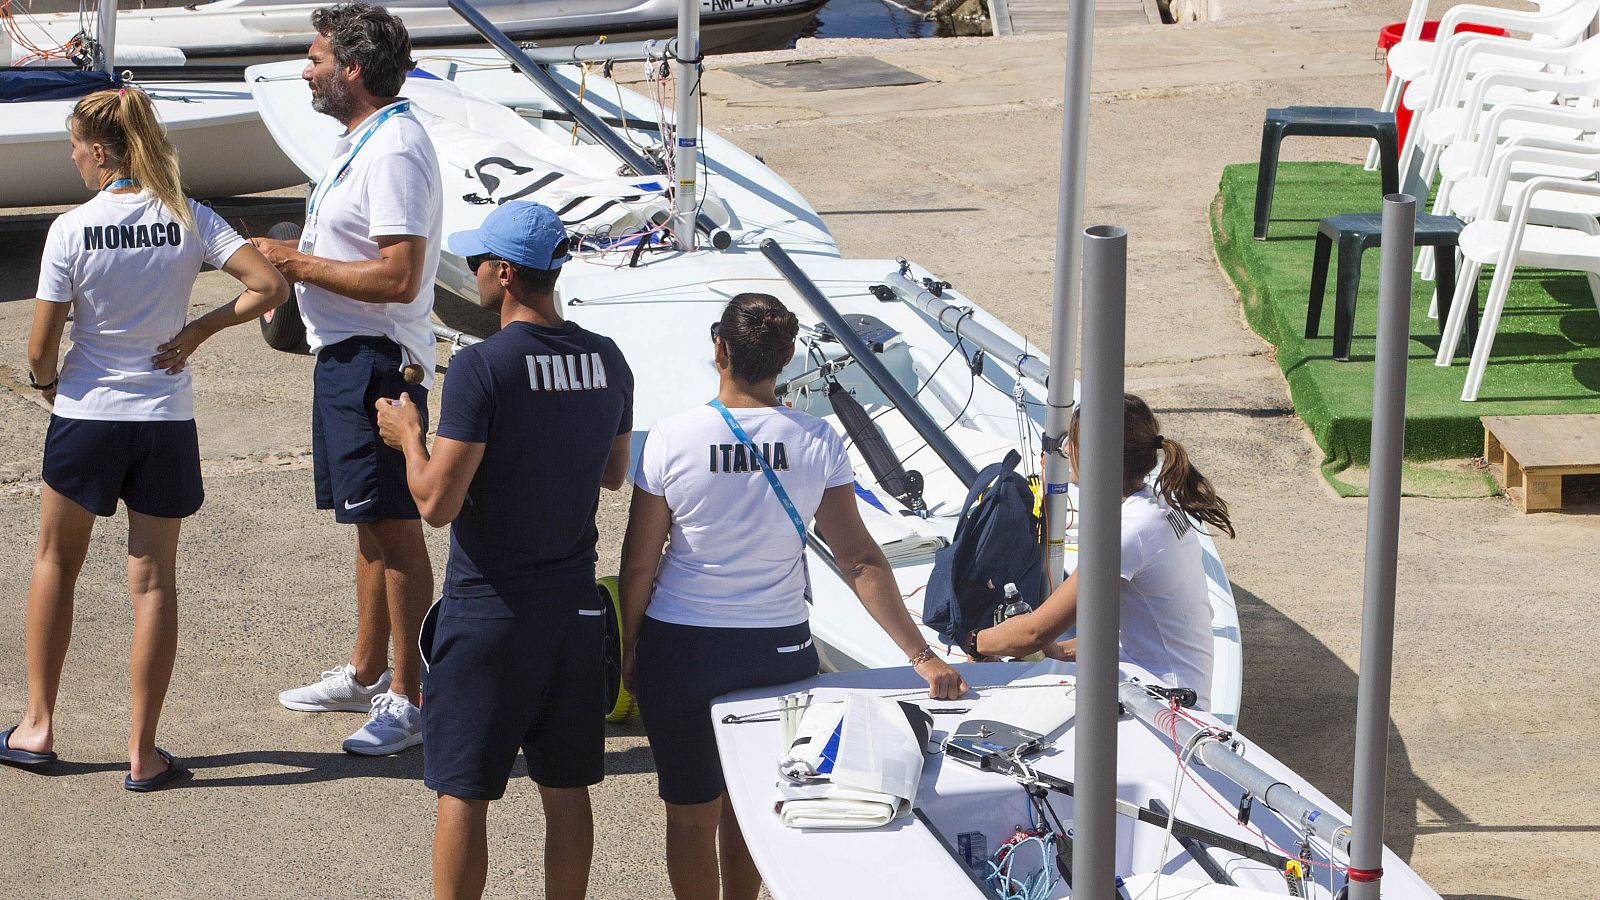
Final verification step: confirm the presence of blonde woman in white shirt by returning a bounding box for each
[0,87,287,791]
[618,292,965,900]
[969,394,1235,711]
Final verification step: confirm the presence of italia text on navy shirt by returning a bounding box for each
[435,320,634,598]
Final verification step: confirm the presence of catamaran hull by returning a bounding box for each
[0,83,305,209]
[15,0,827,66]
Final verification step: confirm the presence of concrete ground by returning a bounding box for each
[1,5,1593,899]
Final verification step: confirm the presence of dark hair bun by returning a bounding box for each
[721,293,798,383]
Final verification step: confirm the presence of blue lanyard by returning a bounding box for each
[102,177,138,192]
[306,101,410,219]
[710,399,807,543]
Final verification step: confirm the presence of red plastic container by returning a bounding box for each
[1379,20,1509,145]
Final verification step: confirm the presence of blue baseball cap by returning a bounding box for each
[447,200,572,270]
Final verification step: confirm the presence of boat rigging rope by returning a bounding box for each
[1,0,83,65]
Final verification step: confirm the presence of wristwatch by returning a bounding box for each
[28,371,58,391]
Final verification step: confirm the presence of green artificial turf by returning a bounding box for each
[1213,162,1600,497]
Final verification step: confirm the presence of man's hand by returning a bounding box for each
[912,656,968,700]
[250,236,307,282]
[153,320,216,375]
[1043,638,1077,662]
[375,393,422,452]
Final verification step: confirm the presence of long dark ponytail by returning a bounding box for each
[1068,394,1235,538]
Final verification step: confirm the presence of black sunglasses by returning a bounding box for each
[709,321,722,342]
[466,253,503,273]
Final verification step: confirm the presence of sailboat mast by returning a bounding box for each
[1041,0,1094,589]
[672,0,701,251]
[95,0,118,74]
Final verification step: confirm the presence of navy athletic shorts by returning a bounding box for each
[42,416,203,519]
[420,572,608,801]
[635,617,818,806]
[312,336,428,524]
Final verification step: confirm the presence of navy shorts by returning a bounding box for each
[635,617,818,806]
[42,416,203,519]
[421,574,608,801]
[312,336,428,524]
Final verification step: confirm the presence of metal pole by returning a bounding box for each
[761,240,978,487]
[882,268,1053,389]
[672,0,702,250]
[1041,0,1097,589]
[96,0,118,74]
[1070,224,1126,899]
[519,38,673,65]
[1121,683,1352,853]
[1348,193,1414,899]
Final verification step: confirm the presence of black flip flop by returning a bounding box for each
[123,748,191,793]
[0,725,57,769]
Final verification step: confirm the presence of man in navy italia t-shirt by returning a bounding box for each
[375,201,632,900]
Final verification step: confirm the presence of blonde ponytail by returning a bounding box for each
[68,88,195,232]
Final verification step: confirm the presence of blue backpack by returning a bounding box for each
[922,450,1047,648]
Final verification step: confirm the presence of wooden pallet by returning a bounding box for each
[1482,415,1600,513]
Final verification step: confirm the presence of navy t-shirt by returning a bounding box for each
[436,319,633,598]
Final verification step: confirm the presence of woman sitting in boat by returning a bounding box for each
[618,292,965,900]
[0,87,288,789]
[966,394,1234,710]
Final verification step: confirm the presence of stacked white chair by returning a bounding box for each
[1369,0,1593,170]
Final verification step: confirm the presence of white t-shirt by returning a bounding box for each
[296,100,442,389]
[35,191,246,422]
[1119,488,1216,710]
[635,404,856,629]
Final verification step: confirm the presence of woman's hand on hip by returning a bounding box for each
[913,656,967,700]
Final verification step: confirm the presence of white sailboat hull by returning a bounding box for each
[11,0,825,65]
[712,663,1442,899]
[0,80,306,208]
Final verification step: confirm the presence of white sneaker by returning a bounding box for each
[278,664,392,713]
[341,692,423,756]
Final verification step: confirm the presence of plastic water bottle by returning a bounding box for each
[993,582,1031,625]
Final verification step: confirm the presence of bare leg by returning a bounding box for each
[664,798,723,900]
[352,524,391,686]
[538,785,594,900]
[717,796,761,900]
[126,509,181,781]
[358,519,431,703]
[434,794,489,900]
[12,486,96,754]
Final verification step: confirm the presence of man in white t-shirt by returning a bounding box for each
[250,2,441,754]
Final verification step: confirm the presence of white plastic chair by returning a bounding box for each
[1437,164,1600,400]
[1399,2,1600,189]
[1369,0,1586,170]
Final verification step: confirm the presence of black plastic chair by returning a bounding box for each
[1255,107,1400,240]
[1306,212,1478,361]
